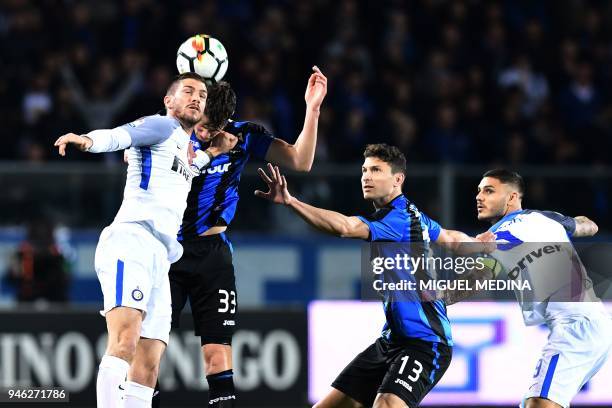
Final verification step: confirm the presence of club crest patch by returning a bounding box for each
[132,288,144,301]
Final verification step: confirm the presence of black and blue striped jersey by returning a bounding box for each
[358,195,453,346]
[177,120,273,240]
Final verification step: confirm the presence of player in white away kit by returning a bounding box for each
[475,169,612,408]
[54,72,236,408]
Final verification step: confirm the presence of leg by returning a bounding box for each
[124,337,166,407]
[203,343,235,407]
[189,235,238,407]
[97,306,143,408]
[313,388,365,408]
[373,392,409,408]
[203,343,232,375]
[152,258,191,408]
[524,397,563,408]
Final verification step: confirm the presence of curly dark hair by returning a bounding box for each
[204,81,237,131]
[363,143,407,174]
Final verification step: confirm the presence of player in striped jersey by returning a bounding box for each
[159,67,327,407]
[256,144,495,408]
[474,169,612,408]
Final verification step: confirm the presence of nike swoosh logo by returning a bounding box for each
[119,385,125,390]
[153,390,160,397]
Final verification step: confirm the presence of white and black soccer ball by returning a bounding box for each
[176,34,228,83]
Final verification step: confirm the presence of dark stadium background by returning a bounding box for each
[1,0,611,407]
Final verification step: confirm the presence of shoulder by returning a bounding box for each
[125,115,180,133]
[225,120,271,137]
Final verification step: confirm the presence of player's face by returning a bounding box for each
[476,177,513,222]
[170,78,207,126]
[194,115,221,142]
[361,157,398,200]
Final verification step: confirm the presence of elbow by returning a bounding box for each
[296,162,313,172]
[338,224,352,238]
[290,156,312,172]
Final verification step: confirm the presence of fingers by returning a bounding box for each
[254,190,268,199]
[312,65,321,73]
[274,165,283,186]
[267,163,277,182]
[282,175,288,189]
[55,136,67,156]
[257,167,273,184]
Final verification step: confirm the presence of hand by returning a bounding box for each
[304,66,327,111]
[254,163,294,205]
[54,133,92,156]
[206,131,238,157]
[475,231,497,253]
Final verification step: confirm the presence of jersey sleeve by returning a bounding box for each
[118,115,180,147]
[357,209,404,242]
[420,212,442,242]
[539,210,577,237]
[243,123,274,159]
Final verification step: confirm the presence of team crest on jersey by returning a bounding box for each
[131,288,144,301]
[128,118,146,128]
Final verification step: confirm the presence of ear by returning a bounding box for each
[163,95,173,110]
[508,190,519,205]
[395,172,405,187]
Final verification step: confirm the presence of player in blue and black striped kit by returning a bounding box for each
[158,68,327,408]
[256,144,494,408]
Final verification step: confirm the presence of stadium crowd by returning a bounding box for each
[3,0,612,165]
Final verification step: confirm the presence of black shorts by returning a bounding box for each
[332,337,452,407]
[169,234,237,345]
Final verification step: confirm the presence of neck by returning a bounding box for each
[373,190,402,209]
[168,112,194,133]
[490,205,522,224]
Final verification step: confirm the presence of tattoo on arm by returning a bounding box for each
[573,216,598,237]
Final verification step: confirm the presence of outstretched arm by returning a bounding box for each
[264,67,328,171]
[573,216,598,237]
[254,164,369,239]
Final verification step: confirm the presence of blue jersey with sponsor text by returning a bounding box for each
[177,120,273,240]
[358,195,453,346]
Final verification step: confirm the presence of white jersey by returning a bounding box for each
[88,114,196,263]
[490,209,607,326]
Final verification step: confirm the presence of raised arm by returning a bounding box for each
[573,216,598,237]
[264,67,327,171]
[254,164,369,239]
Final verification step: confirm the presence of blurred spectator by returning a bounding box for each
[4,220,70,303]
[0,1,611,169]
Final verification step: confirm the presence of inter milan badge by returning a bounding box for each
[132,288,144,302]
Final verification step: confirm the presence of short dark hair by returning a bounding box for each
[166,72,207,96]
[363,143,407,174]
[204,81,237,130]
[482,169,525,198]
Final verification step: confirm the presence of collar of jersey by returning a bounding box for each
[489,209,524,232]
[388,194,406,209]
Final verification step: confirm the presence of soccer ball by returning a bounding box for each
[176,34,228,83]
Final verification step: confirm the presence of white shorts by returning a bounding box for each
[95,222,172,344]
[523,314,612,407]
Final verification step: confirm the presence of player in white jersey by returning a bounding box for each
[475,169,612,408]
[54,72,237,408]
